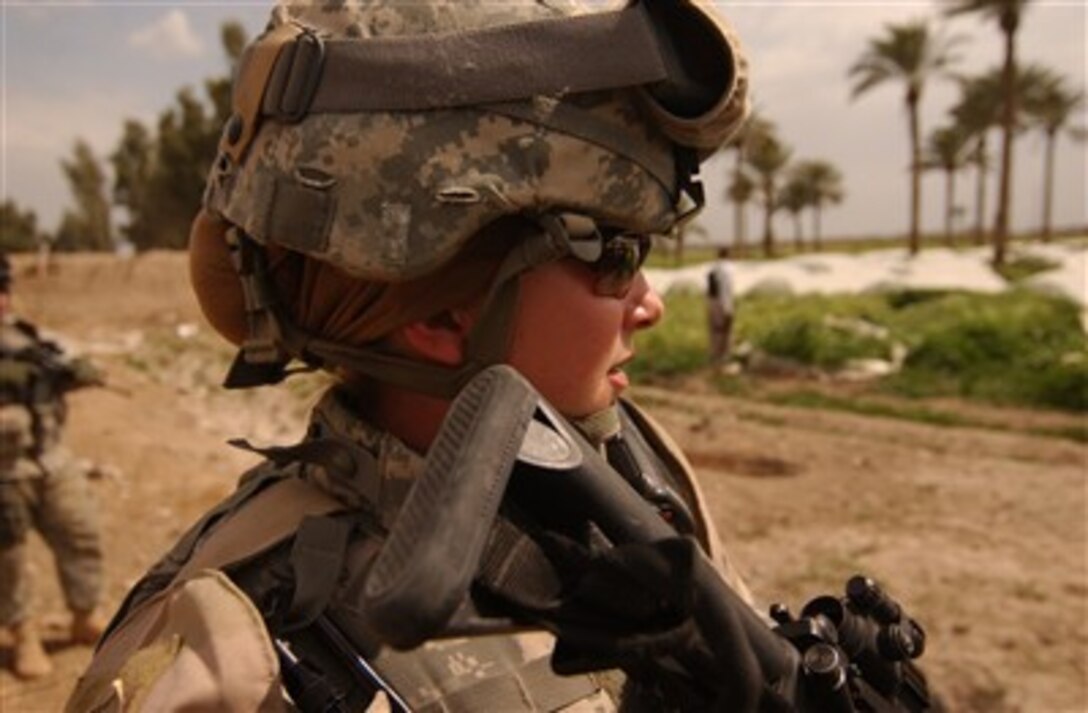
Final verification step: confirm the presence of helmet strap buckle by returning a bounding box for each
[673,146,706,227]
[222,228,293,388]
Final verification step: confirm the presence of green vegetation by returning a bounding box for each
[994,254,1060,283]
[631,288,1088,416]
[737,293,895,368]
[1,199,45,253]
[885,289,1087,410]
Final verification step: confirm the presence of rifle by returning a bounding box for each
[0,334,104,407]
[1,331,107,457]
[299,365,936,711]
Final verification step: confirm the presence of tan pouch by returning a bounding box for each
[67,476,343,712]
[66,569,286,713]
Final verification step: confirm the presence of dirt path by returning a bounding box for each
[1,253,1084,712]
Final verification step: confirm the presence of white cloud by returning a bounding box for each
[128,9,203,60]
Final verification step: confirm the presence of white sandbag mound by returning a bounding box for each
[1020,246,1088,308]
[645,246,1008,297]
[858,247,1007,294]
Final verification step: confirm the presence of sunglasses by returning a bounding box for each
[567,228,653,298]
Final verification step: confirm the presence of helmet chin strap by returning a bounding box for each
[223,218,571,400]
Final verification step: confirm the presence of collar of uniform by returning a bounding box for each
[307,386,424,530]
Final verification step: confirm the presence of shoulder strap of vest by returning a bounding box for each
[618,398,712,549]
[175,475,345,580]
[98,463,345,648]
[619,397,755,607]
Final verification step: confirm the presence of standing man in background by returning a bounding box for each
[707,246,737,369]
[0,254,106,678]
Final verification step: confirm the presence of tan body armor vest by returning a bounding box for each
[68,391,750,712]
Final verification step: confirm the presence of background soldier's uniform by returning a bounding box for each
[0,315,103,630]
[706,257,736,367]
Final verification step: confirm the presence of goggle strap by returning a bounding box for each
[257,6,668,117]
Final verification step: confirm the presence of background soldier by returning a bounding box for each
[0,253,106,679]
[706,246,737,368]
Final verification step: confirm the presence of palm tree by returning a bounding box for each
[723,113,772,258]
[951,72,1002,245]
[850,20,960,255]
[745,123,793,258]
[778,178,810,253]
[924,125,973,245]
[727,171,756,258]
[1022,70,1084,241]
[945,0,1033,265]
[790,160,845,251]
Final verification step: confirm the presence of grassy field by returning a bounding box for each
[630,286,1088,436]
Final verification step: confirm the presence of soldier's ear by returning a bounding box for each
[395,308,476,366]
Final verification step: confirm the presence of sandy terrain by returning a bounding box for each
[0,252,1084,712]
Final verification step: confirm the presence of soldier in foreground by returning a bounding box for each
[0,254,106,678]
[70,2,934,711]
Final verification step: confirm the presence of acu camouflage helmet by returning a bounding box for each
[203,0,750,394]
[204,0,749,283]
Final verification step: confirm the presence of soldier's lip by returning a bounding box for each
[607,355,634,389]
[607,368,630,390]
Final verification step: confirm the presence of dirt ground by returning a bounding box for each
[0,252,1084,712]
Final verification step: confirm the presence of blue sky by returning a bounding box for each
[2,1,1085,243]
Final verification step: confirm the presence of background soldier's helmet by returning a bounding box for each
[200,0,750,392]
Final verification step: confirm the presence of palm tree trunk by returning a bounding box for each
[793,214,803,252]
[812,203,824,252]
[763,182,775,258]
[765,199,774,257]
[1042,129,1056,242]
[732,153,746,258]
[908,94,922,255]
[949,169,958,247]
[974,135,988,246]
[993,21,1018,266]
[945,169,954,245]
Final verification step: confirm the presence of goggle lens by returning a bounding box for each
[586,233,652,298]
